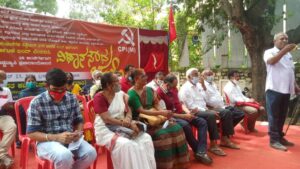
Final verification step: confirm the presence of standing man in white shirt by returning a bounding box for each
[223,70,265,132]
[264,32,300,151]
[179,68,234,156]
[0,70,17,169]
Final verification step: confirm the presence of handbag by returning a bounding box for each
[139,108,167,126]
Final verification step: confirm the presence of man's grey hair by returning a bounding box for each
[274,32,288,40]
[186,68,198,79]
[92,70,102,80]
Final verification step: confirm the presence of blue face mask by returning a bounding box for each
[0,79,8,87]
[26,82,37,90]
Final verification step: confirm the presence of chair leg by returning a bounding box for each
[244,116,249,134]
[10,142,15,157]
[93,154,98,169]
[107,151,113,169]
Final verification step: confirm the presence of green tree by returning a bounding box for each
[69,0,167,30]
[182,0,300,102]
[33,0,57,15]
[0,0,21,9]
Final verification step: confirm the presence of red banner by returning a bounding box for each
[0,7,139,81]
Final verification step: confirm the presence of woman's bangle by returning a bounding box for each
[45,134,49,141]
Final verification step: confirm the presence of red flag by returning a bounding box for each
[169,5,176,43]
[144,52,165,72]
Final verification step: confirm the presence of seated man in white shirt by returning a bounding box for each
[223,70,265,132]
[202,69,244,147]
[0,70,17,169]
[146,71,165,91]
[179,68,235,156]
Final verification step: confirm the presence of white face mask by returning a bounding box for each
[191,77,199,85]
[156,80,163,86]
[95,80,101,86]
[206,76,214,83]
[0,79,8,87]
[232,79,239,85]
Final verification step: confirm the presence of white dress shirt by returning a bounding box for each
[146,80,160,91]
[178,81,207,112]
[0,87,13,109]
[223,80,250,106]
[204,81,226,109]
[264,47,295,94]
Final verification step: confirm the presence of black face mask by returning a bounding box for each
[67,79,73,85]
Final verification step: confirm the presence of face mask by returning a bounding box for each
[49,90,66,102]
[206,76,214,83]
[114,84,121,93]
[67,79,73,85]
[95,80,101,86]
[191,77,199,85]
[128,76,133,82]
[0,79,8,87]
[232,79,239,85]
[26,82,37,90]
[156,80,163,86]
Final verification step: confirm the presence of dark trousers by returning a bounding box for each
[266,90,290,143]
[225,106,245,127]
[195,110,219,140]
[175,117,207,153]
[213,108,238,137]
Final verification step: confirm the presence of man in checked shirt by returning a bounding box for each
[27,68,96,169]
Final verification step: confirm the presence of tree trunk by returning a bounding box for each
[249,49,266,103]
[242,32,270,104]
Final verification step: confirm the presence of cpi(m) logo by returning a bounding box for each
[118,28,135,47]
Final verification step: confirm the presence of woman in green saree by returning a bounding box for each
[128,69,190,169]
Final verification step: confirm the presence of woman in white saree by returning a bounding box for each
[93,72,156,169]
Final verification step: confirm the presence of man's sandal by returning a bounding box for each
[208,147,226,156]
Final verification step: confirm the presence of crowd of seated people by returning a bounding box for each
[0,65,269,169]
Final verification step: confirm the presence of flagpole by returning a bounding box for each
[168,3,177,72]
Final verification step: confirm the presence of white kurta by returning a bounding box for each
[94,91,156,169]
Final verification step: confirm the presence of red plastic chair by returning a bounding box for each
[76,94,90,123]
[84,100,113,169]
[14,96,54,169]
[0,132,15,157]
[224,92,249,134]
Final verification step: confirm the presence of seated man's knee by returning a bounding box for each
[244,107,258,115]
[222,109,233,118]
[259,106,265,113]
[4,120,17,134]
[177,119,190,128]
[55,149,74,168]
[84,145,97,162]
[195,117,207,128]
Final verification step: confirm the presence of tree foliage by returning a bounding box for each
[69,0,168,30]
[32,0,58,15]
[0,0,21,9]
[0,0,58,15]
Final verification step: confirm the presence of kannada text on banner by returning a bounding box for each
[0,7,139,99]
